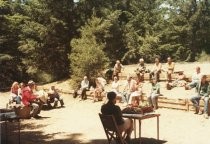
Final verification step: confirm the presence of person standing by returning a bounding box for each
[93,78,105,102]
[190,75,210,119]
[101,92,133,143]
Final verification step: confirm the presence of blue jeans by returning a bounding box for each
[148,92,160,108]
[13,96,21,104]
[190,96,209,113]
[122,92,131,104]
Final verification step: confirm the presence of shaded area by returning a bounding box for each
[91,137,167,144]
[21,132,84,144]
[133,137,167,144]
[0,120,20,144]
[1,120,167,144]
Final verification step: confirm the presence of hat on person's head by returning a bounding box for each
[28,80,35,85]
[107,91,117,101]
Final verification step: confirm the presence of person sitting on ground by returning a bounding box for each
[93,77,106,102]
[22,80,43,118]
[166,71,187,90]
[149,57,162,82]
[190,75,210,119]
[10,81,22,104]
[147,78,161,110]
[185,66,203,90]
[112,60,124,80]
[165,57,175,82]
[48,86,64,108]
[135,58,146,83]
[101,91,133,143]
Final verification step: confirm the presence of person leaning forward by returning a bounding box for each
[190,75,210,119]
[101,92,133,143]
[22,80,42,118]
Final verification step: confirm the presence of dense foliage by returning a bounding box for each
[0,0,210,89]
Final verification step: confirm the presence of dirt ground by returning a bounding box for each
[1,62,210,144]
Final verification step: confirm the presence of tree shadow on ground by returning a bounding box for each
[21,132,84,144]
[91,137,167,144]
[1,121,167,144]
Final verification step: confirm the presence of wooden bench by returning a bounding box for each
[140,94,210,115]
[119,72,210,82]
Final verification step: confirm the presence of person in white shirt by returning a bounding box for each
[149,57,162,82]
[80,76,89,100]
[185,66,203,90]
[123,76,138,104]
[111,76,120,92]
[111,76,126,103]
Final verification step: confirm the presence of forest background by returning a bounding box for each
[1,0,210,89]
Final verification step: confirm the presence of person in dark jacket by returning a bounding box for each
[101,92,133,142]
[190,75,210,119]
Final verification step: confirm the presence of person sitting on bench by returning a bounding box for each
[190,75,210,119]
[22,80,43,118]
[147,78,161,110]
[112,60,124,80]
[48,86,64,108]
[165,57,175,82]
[149,57,162,82]
[80,76,89,100]
[185,66,203,90]
[93,77,106,102]
[135,58,146,83]
[10,81,22,104]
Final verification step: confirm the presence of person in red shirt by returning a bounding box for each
[22,80,42,118]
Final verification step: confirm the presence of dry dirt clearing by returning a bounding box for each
[1,62,210,144]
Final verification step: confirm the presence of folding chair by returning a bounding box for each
[99,113,127,144]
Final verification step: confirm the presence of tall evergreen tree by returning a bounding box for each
[0,0,25,88]
[69,15,110,88]
[18,0,75,82]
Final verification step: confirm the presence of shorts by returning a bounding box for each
[118,118,133,133]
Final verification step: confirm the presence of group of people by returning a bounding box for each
[100,60,209,143]
[9,80,64,119]
[74,76,107,102]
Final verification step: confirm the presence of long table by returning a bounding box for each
[122,113,160,144]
